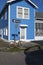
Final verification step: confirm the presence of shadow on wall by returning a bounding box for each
[24,49,43,65]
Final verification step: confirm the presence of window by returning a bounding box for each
[35,23,43,36]
[17,6,29,19]
[24,9,29,19]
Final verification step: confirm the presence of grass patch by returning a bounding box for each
[7,46,24,52]
[0,46,25,52]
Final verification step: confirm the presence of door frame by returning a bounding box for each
[20,27,26,41]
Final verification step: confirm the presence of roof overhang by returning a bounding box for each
[28,0,38,8]
[7,0,15,3]
[7,0,38,8]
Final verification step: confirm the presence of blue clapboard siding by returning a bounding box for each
[0,20,8,29]
[10,0,35,40]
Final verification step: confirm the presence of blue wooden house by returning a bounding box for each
[0,0,38,42]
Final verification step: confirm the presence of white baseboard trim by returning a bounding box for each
[35,36,43,40]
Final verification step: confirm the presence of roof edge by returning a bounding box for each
[7,0,15,3]
[28,0,38,8]
[7,0,38,8]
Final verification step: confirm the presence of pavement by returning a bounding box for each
[0,41,43,65]
[0,50,43,65]
[0,52,26,65]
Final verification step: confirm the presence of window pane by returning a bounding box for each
[35,23,43,36]
[24,9,29,19]
[24,15,28,19]
[24,9,28,14]
[18,8,22,18]
[18,14,22,18]
[18,8,22,13]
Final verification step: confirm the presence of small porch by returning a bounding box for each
[35,19,43,40]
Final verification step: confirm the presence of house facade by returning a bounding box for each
[0,0,38,42]
[35,12,43,40]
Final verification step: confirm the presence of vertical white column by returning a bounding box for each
[8,4,10,41]
[1,29,3,38]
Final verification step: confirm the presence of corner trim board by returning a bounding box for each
[8,4,10,41]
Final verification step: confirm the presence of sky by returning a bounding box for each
[0,0,43,13]
[0,0,7,13]
[31,0,43,12]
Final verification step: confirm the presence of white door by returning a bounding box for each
[20,28,26,41]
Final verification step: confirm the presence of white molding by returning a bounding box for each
[35,36,43,40]
[28,0,38,8]
[8,4,10,41]
[34,9,35,40]
[7,0,38,8]
[20,24,28,27]
[7,0,15,3]
[35,20,43,23]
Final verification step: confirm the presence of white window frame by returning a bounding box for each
[17,6,30,19]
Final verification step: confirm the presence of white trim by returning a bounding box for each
[7,0,15,3]
[6,28,8,36]
[8,4,10,41]
[34,9,35,40]
[35,20,43,23]
[28,0,38,8]
[35,36,43,40]
[17,6,30,19]
[20,24,28,27]
[7,0,38,8]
